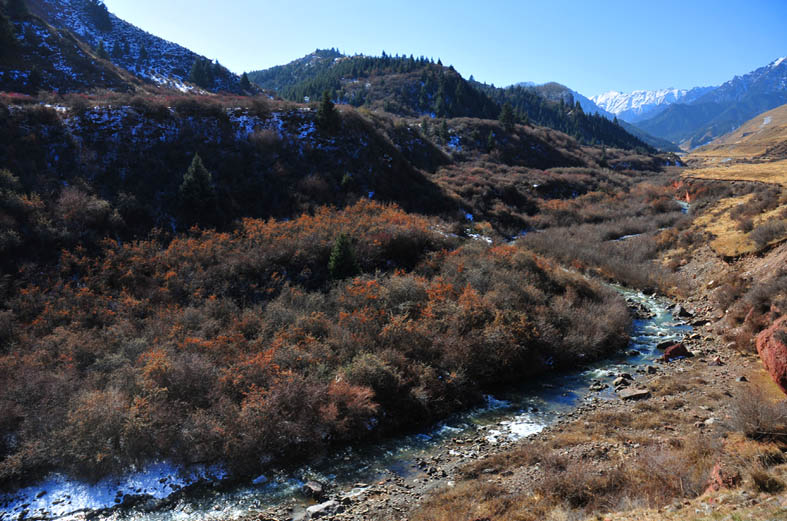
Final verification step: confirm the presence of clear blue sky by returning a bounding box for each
[104,0,786,97]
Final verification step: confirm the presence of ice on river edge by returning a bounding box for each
[0,463,227,520]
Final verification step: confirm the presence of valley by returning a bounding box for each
[0,1,786,521]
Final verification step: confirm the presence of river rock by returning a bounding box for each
[302,481,326,499]
[306,500,342,518]
[613,376,631,387]
[673,304,693,318]
[618,388,651,400]
[657,340,677,350]
[663,343,692,361]
[755,316,787,395]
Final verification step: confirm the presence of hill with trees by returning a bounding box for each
[248,51,653,151]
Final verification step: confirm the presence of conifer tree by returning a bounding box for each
[179,153,216,226]
[499,102,515,132]
[84,0,111,31]
[486,130,496,152]
[111,41,122,59]
[0,10,16,52]
[239,72,251,92]
[316,90,339,130]
[138,44,148,63]
[438,119,449,143]
[328,232,359,279]
[96,40,109,60]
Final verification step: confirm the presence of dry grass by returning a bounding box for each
[689,104,787,162]
[684,160,787,187]
[690,193,786,256]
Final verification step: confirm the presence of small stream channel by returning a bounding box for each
[1,287,692,521]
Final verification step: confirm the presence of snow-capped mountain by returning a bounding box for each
[693,56,787,104]
[635,56,787,149]
[591,86,714,123]
[25,0,243,92]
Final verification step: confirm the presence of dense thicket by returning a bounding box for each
[0,201,630,484]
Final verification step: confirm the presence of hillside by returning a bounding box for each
[249,51,653,151]
[689,103,787,162]
[0,5,140,93]
[636,57,787,149]
[24,0,244,92]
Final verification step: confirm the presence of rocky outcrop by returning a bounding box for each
[756,316,787,395]
[705,463,741,493]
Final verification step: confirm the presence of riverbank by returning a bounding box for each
[249,283,787,521]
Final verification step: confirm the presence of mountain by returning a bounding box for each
[502,81,678,151]
[0,4,140,92]
[689,102,787,163]
[592,86,714,123]
[618,120,682,153]
[528,82,615,119]
[636,57,787,149]
[249,52,652,150]
[248,48,344,93]
[22,0,244,92]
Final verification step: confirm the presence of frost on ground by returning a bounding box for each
[0,463,227,521]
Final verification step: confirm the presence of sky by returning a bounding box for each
[103,0,787,97]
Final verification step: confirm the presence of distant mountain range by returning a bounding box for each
[591,87,715,123]
[635,57,787,149]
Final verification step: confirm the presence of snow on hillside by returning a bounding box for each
[591,86,714,123]
[30,0,240,92]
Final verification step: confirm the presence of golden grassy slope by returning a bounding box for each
[685,160,787,187]
[689,103,787,163]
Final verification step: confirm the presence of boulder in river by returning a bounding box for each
[663,343,692,361]
[673,304,693,318]
[756,316,787,395]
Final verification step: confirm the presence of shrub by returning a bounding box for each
[750,219,787,248]
[728,389,787,442]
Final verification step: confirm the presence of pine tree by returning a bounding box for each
[239,72,251,92]
[499,102,515,132]
[316,90,339,130]
[111,41,122,59]
[96,40,109,60]
[486,130,496,152]
[138,44,148,63]
[84,0,111,31]
[438,119,449,143]
[328,232,359,279]
[179,154,216,226]
[0,11,17,53]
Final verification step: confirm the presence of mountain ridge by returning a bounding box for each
[591,86,715,123]
[636,57,787,149]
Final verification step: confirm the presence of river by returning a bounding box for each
[0,287,691,521]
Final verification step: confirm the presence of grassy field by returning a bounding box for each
[685,160,787,188]
[691,193,787,257]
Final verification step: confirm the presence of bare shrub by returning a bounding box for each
[728,389,787,442]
